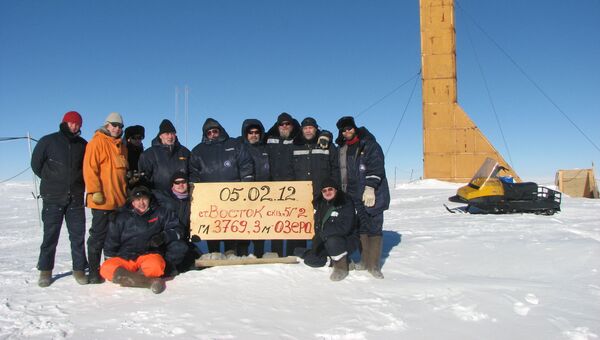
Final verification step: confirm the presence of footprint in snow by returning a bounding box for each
[525,293,539,305]
[513,302,530,316]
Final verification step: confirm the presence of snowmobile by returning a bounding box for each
[447,158,561,215]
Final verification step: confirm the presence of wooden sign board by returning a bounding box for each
[190,181,314,240]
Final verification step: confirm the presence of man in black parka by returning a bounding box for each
[292,117,340,199]
[335,116,390,279]
[138,119,190,191]
[31,111,89,287]
[264,112,300,257]
[189,118,254,255]
[238,119,271,257]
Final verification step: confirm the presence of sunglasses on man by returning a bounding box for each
[207,128,220,136]
[109,122,124,129]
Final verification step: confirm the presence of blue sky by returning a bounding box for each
[1,0,599,183]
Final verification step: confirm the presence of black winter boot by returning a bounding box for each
[87,250,105,284]
[367,236,384,279]
[330,256,349,281]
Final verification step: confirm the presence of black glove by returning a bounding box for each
[149,233,166,247]
[127,170,143,186]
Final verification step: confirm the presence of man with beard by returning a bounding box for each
[335,116,390,279]
[138,119,190,191]
[31,111,89,287]
[264,112,300,257]
[83,112,128,283]
[189,118,254,257]
[292,117,340,199]
[238,119,271,257]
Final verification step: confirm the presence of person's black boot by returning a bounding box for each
[87,251,105,284]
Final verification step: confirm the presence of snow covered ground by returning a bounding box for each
[1,180,599,339]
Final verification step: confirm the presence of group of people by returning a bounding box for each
[32,110,390,293]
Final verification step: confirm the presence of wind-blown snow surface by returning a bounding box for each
[1,180,599,339]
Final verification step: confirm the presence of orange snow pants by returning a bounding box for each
[100,253,166,281]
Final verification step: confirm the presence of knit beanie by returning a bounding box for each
[170,170,189,184]
[159,119,176,134]
[105,112,123,125]
[128,185,152,200]
[62,111,82,126]
[301,117,318,128]
[336,116,357,131]
[320,178,339,191]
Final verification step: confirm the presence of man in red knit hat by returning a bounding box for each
[31,111,89,287]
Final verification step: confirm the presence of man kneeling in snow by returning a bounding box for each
[299,178,359,281]
[100,186,187,294]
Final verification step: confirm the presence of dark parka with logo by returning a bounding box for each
[103,201,187,266]
[152,189,191,239]
[336,126,390,235]
[303,189,358,267]
[292,130,340,199]
[189,118,254,183]
[264,113,300,181]
[31,123,87,204]
[138,136,190,191]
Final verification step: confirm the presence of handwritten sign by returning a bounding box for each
[190,181,314,240]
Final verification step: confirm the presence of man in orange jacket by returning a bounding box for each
[83,112,128,283]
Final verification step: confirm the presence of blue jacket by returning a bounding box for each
[153,189,191,239]
[104,203,184,260]
[264,114,300,181]
[138,136,190,191]
[314,190,357,240]
[292,130,340,199]
[31,123,87,204]
[336,127,390,215]
[189,118,254,183]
